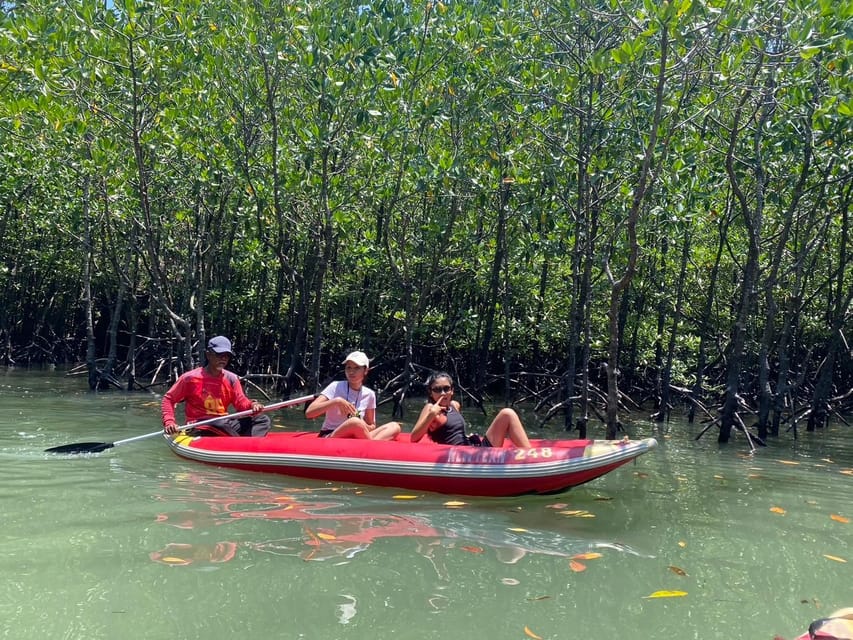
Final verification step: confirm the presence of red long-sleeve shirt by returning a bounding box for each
[161,367,253,426]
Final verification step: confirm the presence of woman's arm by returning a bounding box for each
[410,403,442,442]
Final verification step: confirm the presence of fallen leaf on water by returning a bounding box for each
[770,506,786,515]
[527,595,551,601]
[572,552,602,560]
[443,500,467,508]
[569,560,586,572]
[830,514,850,524]
[593,496,613,501]
[316,532,336,541]
[547,503,568,509]
[747,473,763,479]
[677,541,687,548]
[667,565,688,576]
[777,460,800,466]
[714,475,725,480]
[508,527,528,533]
[524,626,543,639]
[393,495,419,500]
[558,510,585,516]
[823,554,847,563]
[634,471,649,479]
[821,458,834,464]
[162,557,188,565]
[501,578,520,586]
[840,469,853,476]
[460,545,484,554]
[644,590,688,599]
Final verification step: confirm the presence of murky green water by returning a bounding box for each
[2,368,851,639]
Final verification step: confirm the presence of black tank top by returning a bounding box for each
[430,406,468,445]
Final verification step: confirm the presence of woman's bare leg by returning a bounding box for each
[370,421,402,441]
[485,408,531,448]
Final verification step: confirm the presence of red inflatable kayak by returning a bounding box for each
[166,431,657,497]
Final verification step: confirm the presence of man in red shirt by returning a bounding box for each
[161,336,270,437]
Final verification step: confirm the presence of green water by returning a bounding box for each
[2,368,851,639]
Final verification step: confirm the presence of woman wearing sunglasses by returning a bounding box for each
[410,371,531,448]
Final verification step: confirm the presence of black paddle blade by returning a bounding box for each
[44,442,116,454]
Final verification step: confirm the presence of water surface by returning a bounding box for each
[2,368,851,639]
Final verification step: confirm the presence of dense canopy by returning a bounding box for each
[0,0,850,442]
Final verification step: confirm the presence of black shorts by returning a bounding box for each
[465,434,492,447]
[318,429,334,438]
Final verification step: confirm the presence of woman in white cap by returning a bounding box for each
[305,351,401,440]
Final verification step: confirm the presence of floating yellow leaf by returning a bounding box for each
[840,469,853,476]
[677,541,687,548]
[667,565,688,576]
[569,560,586,572]
[823,554,847,563]
[316,532,336,541]
[162,557,188,565]
[508,527,528,533]
[644,590,688,599]
[572,552,602,560]
[558,510,585,516]
[770,506,786,515]
[460,545,484,554]
[444,500,467,507]
[524,625,543,639]
[777,460,800,466]
[830,514,850,524]
[714,475,725,480]
[747,473,763,479]
[393,495,419,500]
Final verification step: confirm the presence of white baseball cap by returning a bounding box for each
[342,351,370,368]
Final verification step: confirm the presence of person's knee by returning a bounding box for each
[497,408,519,421]
[251,414,271,437]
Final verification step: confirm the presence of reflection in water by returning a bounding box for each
[149,470,649,573]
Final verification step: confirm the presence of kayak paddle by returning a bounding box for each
[44,394,316,455]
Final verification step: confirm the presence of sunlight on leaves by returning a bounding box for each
[644,590,688,599]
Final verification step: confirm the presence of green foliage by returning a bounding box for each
[0,0,849,408]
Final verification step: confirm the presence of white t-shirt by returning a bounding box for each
[319,380,377,431]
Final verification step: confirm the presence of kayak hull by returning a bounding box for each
[166,431,657,497]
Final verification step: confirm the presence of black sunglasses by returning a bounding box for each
[430,385,453,394]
